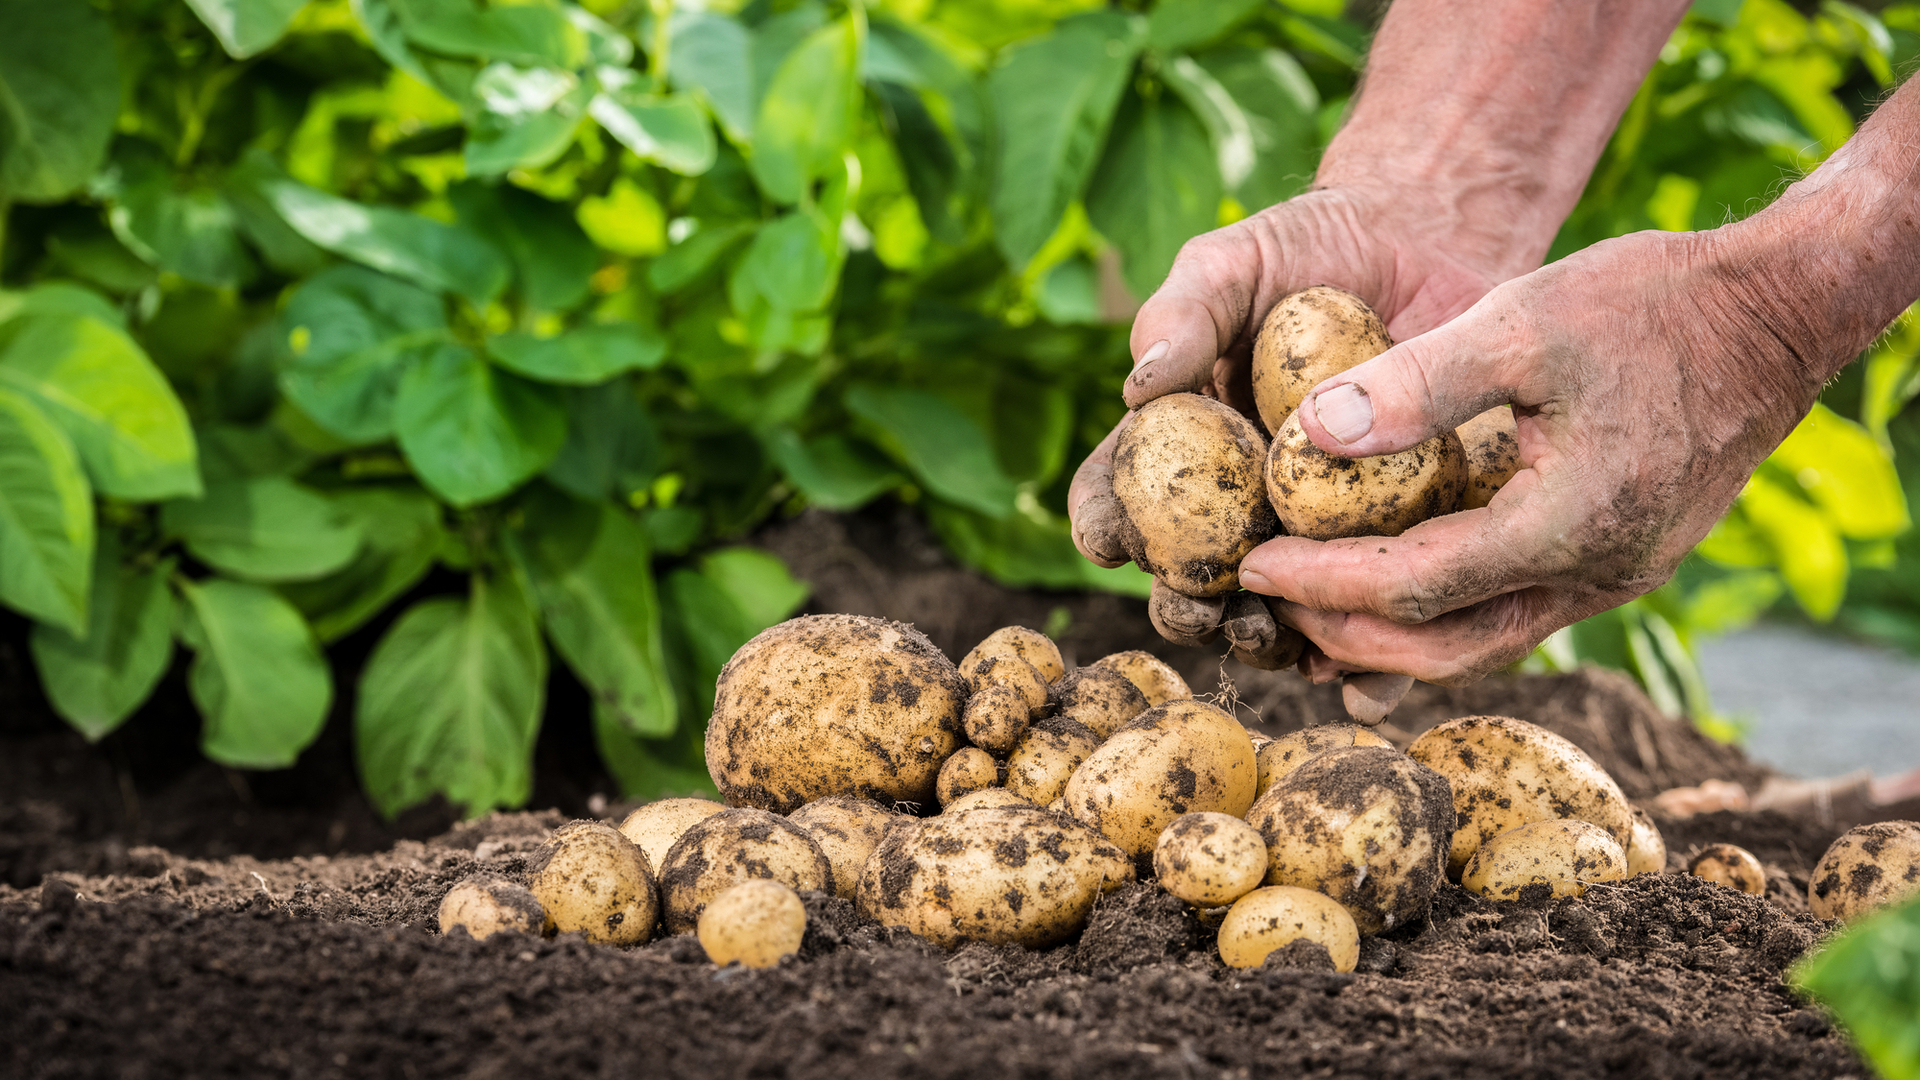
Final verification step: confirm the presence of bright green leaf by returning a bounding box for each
[278,485,444,642]
[648,221,754,293]
[0,0,118,202]
[750,16,863,204]
[670,11,755,141]
[575,177,668,258]
[697,546,809,630]
[162,476,364,583]
[490,324,666,384]
[1793,894,1920,1080]
[1770,402,1911,539]
[594,709,721,800]
[0,283,124,328]
[763,428,900,509]
[731,212,836,313]
[107,153,255,289]
[184,0,312,59]
[1086,94,1223,298]
[175,577,332,769]
[1743,473,1848,620]
[929,501,1153,597]
[403,2,582,67]
[1159,56,1256,194]
[279,266,448,443]
[0,388,92,633]
[590,86,717,176]
[393,345,567,506]
[465,64,589,177]
[1193,47,1320,208]
[448,181,597,312]
[844,383,1018,517]
[29,539,174,741]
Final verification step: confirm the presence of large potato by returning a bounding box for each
[943,788,1036,813]
[1248,746,1453,934]
[1217,886,1360,972]
[1458,407,1521,511]
[1050,666,1150,739]
[1255,724,1394,798]
[1090,651,1191,706]
[1266,409,1466,540]
[960,626,1065,685]
[1407,714,1633,877]
[439,873,545,941]
[1250,285,1392,434]
[618,797,726,872]
[706,614,966,812]
[1062,699,1258,855]
[658,808,833,934]
[856,806,1132,948]
[789,795,901,901]
[1808,821,1920,920]
[1154,812,1267,907]
[1004,716,1101,804]
[1461,819,1627,901]
[528,821,660,945]
[1112,393,1278,597]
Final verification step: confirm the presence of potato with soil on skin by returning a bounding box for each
[528,821,660,945]
[1250,285,1393,433]
[1091,651,1192,707]
[936,747,1000,809]
[1407,714,1634,878]
[1461,819,1627,901]
[1004,716,1102,805]
[856,805,1133,948]
[961,626,1065,686]
[1458,407,1522,511]
[1216,885,1361,972]
[438,873,545,941]
[697,880,807,969]
[1266,408,1467,541]
[789,795,901,901]
[658,808,833,934]
[964,681,1033,757]
[1808,821,1920,920]
[1062,699,1258,856]
[618,797,726,872]
[1111,393,1279,597]
[1626,806,1667,876]
[1248,746,1454,934]
[1255,724,1395,799]
[1154,812,1268,907]
[1689,844,1765,895]
[1050,666,1151,739]
[943,788,1036,813]
[706,614,967,813]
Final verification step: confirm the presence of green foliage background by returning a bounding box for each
[0,0,1915,816]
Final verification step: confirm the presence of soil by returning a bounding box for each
[0,504,1898,1079]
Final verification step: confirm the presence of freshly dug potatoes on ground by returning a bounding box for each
[960,626,1065,686]
[964,681,1033,756]
[1004,716,1102,805]
[943,788,1036,813]
[1090,651,1191,706]
[658,808,833,934]
[1408,714,1633,877]
[967,653,1049,711]
[707,614,966,813]
[1266,409,1466,541]
[528,821,659,945]
[937,748,1000,808]
[1461,820,1627,901]
[618,797,726,872]
[1250,285,1393,434]
[1154,812,1267,907]
[1626,806,1667,876]
[857,806,1133,948]
[1111,393,1279,597]
[1255,724,1394,798]
[789,795,901,901]
[1050,666,1150,739]
[1063,699,1257,855]
[1808,821,1920,920]
[1689,844,1765,895]
[1217,885,1360,972]
[439,873,545,941]
[1248,746,1453,934]
[1458,407,1521,511]
[697,881,806,969]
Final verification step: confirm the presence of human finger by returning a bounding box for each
[1148,580,1225,647]
[1067,415,1134,567]
[1271,587,1586,685]
[1341,673,1413,726]
[1123,228,1263,409]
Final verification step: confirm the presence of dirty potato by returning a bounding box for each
[1266,409,1467,541]
[1216,885,1361,972]
[658,808,833,934]
[618,797,726,872]
[697,880,806,969]
[1062,699,1258,855]
[1091,651,1192,707]
[1004,716,1102,805]
[1050,666,1151,739]
[1625,806,1667,876]
[1255,724,1394,799]
[1153,812,1268,907]
[789,795,902,901]
[1458,407,1521,511]
[943,788,1037,813]
[528,821,660,945]
[1808,821,1920,920]
[438,873,545,941]
[961,626,1066,686]
[1461,819,1628,901]
[1250,285,1393,435]
[1689,844,1765,895]
[937,747,1001,809]
[963,681,1033,756]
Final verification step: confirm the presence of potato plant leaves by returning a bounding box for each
[845,383,1018,517]
[278,486,444,642]
[184,0,312,59]
[1794,894,1920,1080]
[30,540,176,742]
[669,11,756,142]
[393,346,567,507]
[489,324,666,385]
[1086,94,1223,299]
[589,86,717,177]
[175,577,332,770]
[278,268,450,444]
[0,0,119,202]
[0,388,94,634]
[750,16,863,204]
[162,477,363,583]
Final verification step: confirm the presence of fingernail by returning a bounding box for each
[1315,383,1373,444]
[1240,568,1272,593]
[1135,339,1170,369]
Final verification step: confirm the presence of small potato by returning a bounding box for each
[789,795,902,901]
[1248,746,1453,934]
[1457,407,1521,511]
[1461,819,1628,901]
[1091,651,1192,707]
[1050,666,1150,739]
[1154,812,1267,907]
[1626,806,1666,876]
[968,653,1049,712]
[937,747,1000,809]
[528,821,660,945]
[1112,393,1279,597]
[1808,821,1920,920]
[1250,285,1393,435]
[439,873,544,941]
[943,788,1036,813]
[963,682,1031,756]
[658,808,833,934]
[1063,699,1258,855]
[1266,409,1466,541]
[619,797,726,872]
[1217,886,1360,972]
[1255,724,1394,799]
[1005,716,1101,804]
[697,881,806,969]
[1689,844,1765,895]
[961,626,1065,686]
[1408,715,1633,878]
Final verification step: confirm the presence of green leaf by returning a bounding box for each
[175,577,332,770]
[0,283,124,328]
[648,221,755,294]
[184,0,312,59]
[989,12,1144,268]
[464,64,589,177]
[730,212,837,313]
[106,152,255,290]
[393,345,566,507]
[447,181,596,312]
[591,86,717,176]
[1159,56,1256,195]
[402,1,582,67]
[1147,0,1265,52]
[162,477,364,583]
[356,570,546,817]
[543,378,662,503]
[278,266,449,443]
[669,11,755,142]
[508,488,677,737]
[490,324,666,384]
[29,539,174,741]
[223,152,332,277]
[0,388,93,633]
[697,546,809,630]
[750,16,863,204]
[0,0,118,202]
[1793,894,1920,1080]
[1743,473,1848,620]
[594,709,721,801]
[763,428,900,509]
[1680,570,1783,637]
[1192,47,1321,209]
[868,22,986,246]
[1087,93,1223,298]
[1769,402,1911,539]
[278,486,444,642]
[0,312,201,501]
[929,501,1154,597]
[844,383,1018,517]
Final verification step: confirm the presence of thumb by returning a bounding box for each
[1122,229,1262,409]
[1293,309,1521,458]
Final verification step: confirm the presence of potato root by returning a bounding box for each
[1112,393,1278,597]
[438,873,545,941]
[1062,699,1258,855]
[1461,819,1627,901]
[1808,821,1920,920]
[1250,285,1393,435]
[658,808,833,934]
[1689,844,1765,895]
[528,821,660,945]
[789,795,902,901]
[1216,885,1360,972]
[1266,409,1466,541]
[1153,812,1268,907]
[697,880,806,969]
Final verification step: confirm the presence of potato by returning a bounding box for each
[618,797,726,872]
[937,747,1000,809]
[1250,285,1393,435]
[438,873,545,941]
[1266,409,1466,541]
[1216,886,1360,972]
[1461,820,1628,901]
[1689,844,1765,896]
[1111,393,1279,597]
[1255,724,1394,799]
[1153,812,1267,907]
[707,614,966,812]
[528,821,660,945]
[789,795,901,901]
[658,808,833,934]
[1004,716,1101,805]
[943,788,1036,813]
[1050,666,1150,739]
[1458,407,1521,511]
[961,626,1065,686]
[1062,699,1258,855]
[856,806,1133,948]
[1090,651,1192,707]
[1626,806,1666,876]
[1808,821,1920,920]
[963,682,1031,756]
[1407,714,1633,877]
[1248,746,1453,934]
[968,653,1050,711]
[697,881,806,969]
